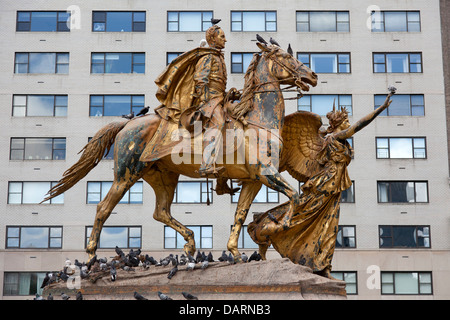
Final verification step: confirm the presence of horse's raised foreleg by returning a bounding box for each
[143,169,197,256]
[227,181,262,262]
[86,177,141,261]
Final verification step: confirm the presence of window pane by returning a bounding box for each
[311,95,336,115]
[177,183,201,203]
[386,54,408,73]
[242,12,266,31]
[389,95,411,116]
[309,12,336,32]
[104,95,131,116]
[105,53,132,73]
[415,182,428,202]
[133,12,146,22]
[29,53,56,73]
[389,138,413,158]
[384,12,407,32]
[106,12,132,32]
[24,138,53,160]
[179,12,202,31]
[22,182,50,204]
[100,227,127,248]
[395,273,419,294]
[21,228,49,248]
[31,12,57,31]
[311,54,337,73]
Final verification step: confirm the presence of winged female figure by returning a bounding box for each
[248,87,396,278]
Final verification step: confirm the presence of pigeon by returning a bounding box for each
[157,291,172,300]
[388,85,397,94]
[122,111,134,120]
[199,39,207,47]
[201,259,209,270]
[211,18,221,25]
[115,246,124,257]
[179,254,187,265]
[241,252,248,263]
[256,34,268,45]
[61,292,70,300]
[270,37,280,47]
[34,293,44,300]
[248,251,259,262]
[219,250,228,262]
[182,292,198,300]
[195,251,203,263]
[186,255,195,271]
[287,43,293,56]
[136,106,149,117]
[134,291,148,300]
[110,263,117,281]
[40,272,51,288]
[228,253,235,264]
[76,291,83,300]
[47,293,53,300]
[167,264,178,279]
[207,252,214,262]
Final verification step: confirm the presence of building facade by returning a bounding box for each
[0,0,449,299]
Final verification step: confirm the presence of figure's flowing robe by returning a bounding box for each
[248,136,353,272]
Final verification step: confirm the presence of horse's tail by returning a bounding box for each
[41,119,129,203]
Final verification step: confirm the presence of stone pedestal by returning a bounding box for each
[43,258,346,300]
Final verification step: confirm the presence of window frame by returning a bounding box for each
[377,181,429,203]
[381,271,433,295]
[12,94,68,117]
[10,137,66,161]
[230,52,256,74]
[14,52,69,74]
[90,52,145,74]
[296,11,350,32]
[167,11,213,32]
[164,225,213,249]
[298,94,353,115]
[374,94,425,116]
[92,11,146,32]
[335,225,357,248]
[173,181,213,204]
[230,10,277,32]
[3,272,49,296]
[371,11,421,32]
[330,271,358,295]
[373,52,423,73]
[6,226,63,249]
[85,225,142,249]
[297,52,351,74]
[8,181,63,204]
[86,181,143,204]
[378,225,431,249]
[16,11,71,32]
[375,137,427,159]
[89,94,145,117]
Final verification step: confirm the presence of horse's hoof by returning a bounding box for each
[233,255,244,263]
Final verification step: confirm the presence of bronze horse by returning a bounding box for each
[43,40,318,263]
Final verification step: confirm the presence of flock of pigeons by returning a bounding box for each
[35,246,262,300]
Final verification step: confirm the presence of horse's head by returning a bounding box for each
[256,37,318,92]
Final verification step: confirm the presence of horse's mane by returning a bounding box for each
[231,53,261,119]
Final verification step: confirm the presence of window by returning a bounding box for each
[234,225,259,249]
[231,181,279,203]
[231,53,255,73]
[173,181,213,204]
[298,53,350,73]
[92,11,146,32]
[231,11,276,32]
[6,226,62,249]
[167,52,183,65]
[341,182,355,203]
[381,272,432,295]
[379,225,430,248]
[164,225,212,249]
[85,226,141,249]
[298,95,352,115]
[375,94,424,116]
[14,52,69,74]
[376,137,426,159]
[89,95,144,117]
[296,11,349,32]
[12,95,68,117]
[8,182,63,204]
[373,53,422,73]
[16,11,70,32]
[91,53,145,74]
[336,226,356,248]
[377,181,428,203]
[10,138,66,160]
[372,11,420,32]
[167,11,212,32]
[87,181,143,204]
[3,272,48,296]
[330,272,357,295]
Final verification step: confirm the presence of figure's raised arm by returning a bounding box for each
[334,87,396,140]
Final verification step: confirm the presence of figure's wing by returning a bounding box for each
[280,111,326,182]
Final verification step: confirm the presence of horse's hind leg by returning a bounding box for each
[227,181,262,262]
[143,169,197,256]
[86,176,141,261]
